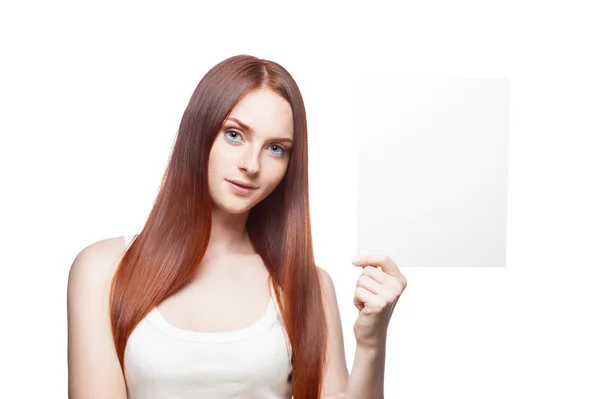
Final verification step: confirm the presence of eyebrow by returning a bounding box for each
[226,117,294,145]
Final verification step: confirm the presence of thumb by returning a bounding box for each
[354,292,364,311]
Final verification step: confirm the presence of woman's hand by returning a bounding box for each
[351,254,407,349]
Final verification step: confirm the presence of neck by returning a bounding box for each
[205,206,253,258]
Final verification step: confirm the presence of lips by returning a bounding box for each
[226,179,257,189]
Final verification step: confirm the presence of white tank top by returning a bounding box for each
[120,234,293,399]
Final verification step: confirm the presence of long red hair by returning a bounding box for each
[109,55,327,398]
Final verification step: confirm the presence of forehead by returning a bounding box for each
[227,89,294,139]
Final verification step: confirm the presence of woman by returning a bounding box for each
[67,54,407,399]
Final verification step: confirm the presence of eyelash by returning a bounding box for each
[223,129,288,157]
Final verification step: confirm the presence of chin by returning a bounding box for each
[216,199,254,214]
[226,205,252,215]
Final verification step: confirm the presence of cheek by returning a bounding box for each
[208,143,230,171]
[265,167,288,189]
[212,142,239,165]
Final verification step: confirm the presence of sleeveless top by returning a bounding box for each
[120,234,293,399]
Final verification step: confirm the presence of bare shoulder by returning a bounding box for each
[67,235,129,398]
[67,235,129,318]
[69,236,127,281]
[316,266,342,322]
[316,266,337,299]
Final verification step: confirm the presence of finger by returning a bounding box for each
[355,287,384,314]
[354,292,364,311]
[352,254,402,278]
[359,269,404,305]
[359,265,393,285]
[356,274,381,295]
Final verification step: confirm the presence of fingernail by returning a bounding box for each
[352,256,361,263]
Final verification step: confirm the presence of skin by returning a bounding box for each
[67,87,350,398]
[202,87,295,263]
[201,87,350,396]
[152,88,296,334]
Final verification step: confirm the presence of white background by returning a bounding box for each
[1,1,599,398]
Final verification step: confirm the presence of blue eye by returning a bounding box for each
[224,130,242,143]
[269,144,286,156]
[224,130,287,157]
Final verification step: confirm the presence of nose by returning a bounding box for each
[238,146,260,176]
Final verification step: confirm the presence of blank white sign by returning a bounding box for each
[357,78,509,267]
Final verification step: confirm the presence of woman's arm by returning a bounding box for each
[344,341,386,399]
[317,267,350,397]
[317,266,388,399]
[67,238,128,399]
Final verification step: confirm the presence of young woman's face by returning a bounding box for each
[208,88,294,214]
